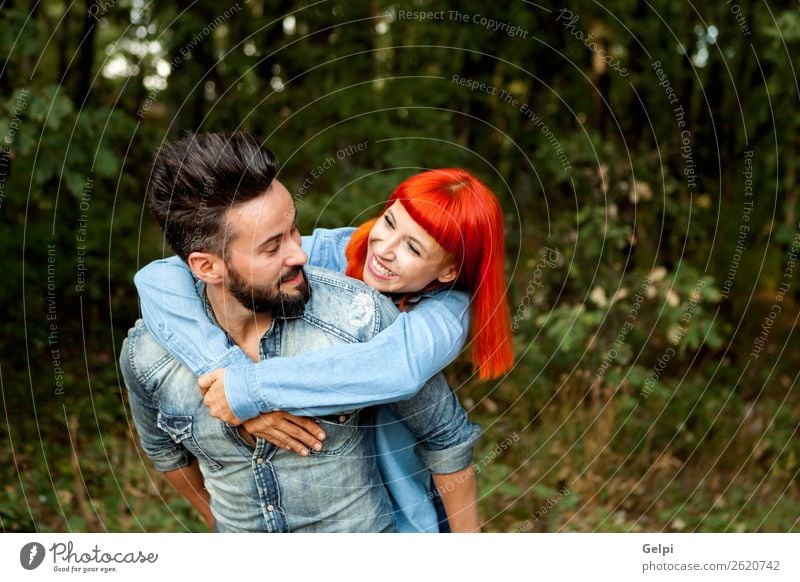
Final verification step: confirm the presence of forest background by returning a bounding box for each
[1,0,798,532]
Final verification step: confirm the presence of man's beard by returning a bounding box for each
[226,263,311,317]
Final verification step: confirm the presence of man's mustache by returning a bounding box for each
[279,267,305,284]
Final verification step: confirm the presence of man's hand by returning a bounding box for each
[198,369,242,426]
[243,412,326,456]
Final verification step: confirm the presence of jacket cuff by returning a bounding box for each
[149,449,192,473]
[225,365,268,421]
[416,423,482,474]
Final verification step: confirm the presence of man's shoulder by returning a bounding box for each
[304,226,356,248]
[120,320,181,386]
[300,266,397,340]
[302,227,355,272]
[304,264,373,293]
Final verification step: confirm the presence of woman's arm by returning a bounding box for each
[135,238,470,421]
[222,292,469,420]
[133,228,349,375]
[134,256,251,374]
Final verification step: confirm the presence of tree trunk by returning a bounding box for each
[72,0,98,106]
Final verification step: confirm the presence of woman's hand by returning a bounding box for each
[199,369,326,455]
[242,412,327,456]
[198,369,242,425]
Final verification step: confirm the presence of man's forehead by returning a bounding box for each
[225,182,294,241]
[227,180,294,224]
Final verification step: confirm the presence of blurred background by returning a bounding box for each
[1,0,798,532]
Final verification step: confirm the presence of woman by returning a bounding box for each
[135,168,513,531]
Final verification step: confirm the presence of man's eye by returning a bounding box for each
[265,246,280,255]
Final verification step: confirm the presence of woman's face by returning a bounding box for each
[363,201,457,294]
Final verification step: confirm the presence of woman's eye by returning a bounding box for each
[384,215,394,229]
[407,243,421,256]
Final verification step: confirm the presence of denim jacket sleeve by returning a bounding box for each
[134,256,250,375]
[386,373,482,474]
[133,227,358,375]
[225,290,470,419]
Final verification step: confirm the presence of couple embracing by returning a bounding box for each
[120,132,513,533]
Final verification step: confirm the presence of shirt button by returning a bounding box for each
[256,458,264,464]
[266,504,275,512]
[339,415,346,423]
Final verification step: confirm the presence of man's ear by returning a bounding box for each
[437,263,458,285]
[187,251,225,284]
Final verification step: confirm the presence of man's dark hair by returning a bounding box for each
[148,132,278,260]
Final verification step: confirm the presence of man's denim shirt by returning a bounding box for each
[121,266,480,532]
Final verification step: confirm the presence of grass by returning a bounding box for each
[3,370,797,533]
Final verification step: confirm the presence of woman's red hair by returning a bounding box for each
[346,169,513,380]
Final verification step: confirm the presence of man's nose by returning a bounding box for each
[283,237,308,267]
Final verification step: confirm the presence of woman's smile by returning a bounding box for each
[367,252,397,280]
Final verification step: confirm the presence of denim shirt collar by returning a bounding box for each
[395,284,459,307]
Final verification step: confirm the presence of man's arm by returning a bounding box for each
[385,373,482,533]
[120,331,215,529]
[433,467,480,532]
[163,459,214,530]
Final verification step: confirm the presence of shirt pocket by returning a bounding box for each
[308,410,362,457]
[157,412,224,472]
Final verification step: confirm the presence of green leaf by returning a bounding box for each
[95,147,120,177]
[33,153,58,185]
[63,171,87,197]
[45,88,74,131]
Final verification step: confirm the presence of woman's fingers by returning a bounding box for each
[242,412,325,456]
[267,429,311,456]
[287,415,327,442]
[277,416,324,451]
[197,369,224,395]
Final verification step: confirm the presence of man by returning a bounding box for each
[120,132,479,532]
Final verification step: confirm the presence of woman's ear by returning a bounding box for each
[437,263,458,285]
[188,251,225,284]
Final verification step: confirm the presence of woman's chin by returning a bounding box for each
[365,276,393,293]
[363,270,401,293]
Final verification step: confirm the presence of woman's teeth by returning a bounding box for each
[372,255,395,277]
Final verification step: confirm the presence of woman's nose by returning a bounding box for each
[373,235,397,259]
